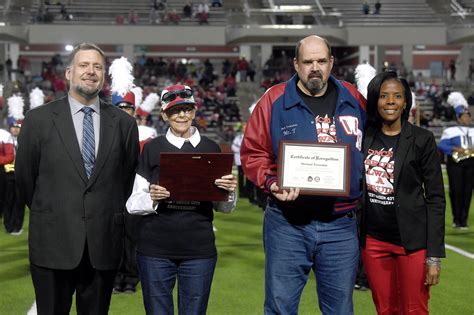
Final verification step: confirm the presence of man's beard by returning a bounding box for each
[74,83,100,101]
[304,72,325,95]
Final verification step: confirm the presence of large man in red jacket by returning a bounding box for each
[241,35,366,314]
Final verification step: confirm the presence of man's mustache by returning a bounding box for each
[308,72,322,79]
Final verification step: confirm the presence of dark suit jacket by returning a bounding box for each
[361,122,446,257]
[15,96,139,270]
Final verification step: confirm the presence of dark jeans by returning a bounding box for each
[137,254,217,315]
[263,206,359,315]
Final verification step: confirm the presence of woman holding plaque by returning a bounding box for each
[361,71,445,314]
[126,84,237,315]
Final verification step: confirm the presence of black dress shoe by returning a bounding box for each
[123,283,137,294]
[113,283,124,294]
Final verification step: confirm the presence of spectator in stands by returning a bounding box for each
[439,93,474,229]
[60,4,70,21]
[128,9,138,24]
[176,60,187,79]
[374,0,381,14]
[5,58,13,79]
[415,72,426,96]
[236,57,249,82]
[116,14,125,25]
[362,71,445,315]
[240,35,366,315]
[449,59,456,81]
[151,0,159,10]
[183,1,192,18]
[149,7,158,24]
[35,4,45,23]
[197,2,209,24]
[126,84,237,315]
[223,73,236,96]
[43,8,54,23]
[166,9,181,25]
[248,60,256,82]
[157,0,167,10]
[362,1,370,14]
[222,58,232,77]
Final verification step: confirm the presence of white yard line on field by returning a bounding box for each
[27,301,37,315]
[446,243,474,259]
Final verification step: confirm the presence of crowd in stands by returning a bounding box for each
[1,53,244,143]
[362,1,382,15]
[33,1,220,25]
[3,50,473,142]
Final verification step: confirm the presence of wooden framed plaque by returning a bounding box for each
[159,152,233,201]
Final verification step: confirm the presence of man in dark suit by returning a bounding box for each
[15,43,139,314]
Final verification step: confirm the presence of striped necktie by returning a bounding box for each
[81,107,95,178]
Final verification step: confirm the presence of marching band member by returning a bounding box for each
[439,92,474,229]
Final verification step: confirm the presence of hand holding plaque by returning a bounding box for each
[277,141,351,197]
[159,152,234,201]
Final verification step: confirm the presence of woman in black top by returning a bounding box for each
[361,72,445,314]
[126,84,237,315]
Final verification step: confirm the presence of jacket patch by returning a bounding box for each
[339,116,363,151]
[281,124,298,136]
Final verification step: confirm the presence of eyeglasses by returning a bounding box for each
[165,106,195,116]
[162,89,193,103]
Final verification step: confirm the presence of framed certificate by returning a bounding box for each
[159,152,234,201]
[277,141,351,197]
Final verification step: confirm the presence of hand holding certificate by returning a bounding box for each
[277,141,351,197]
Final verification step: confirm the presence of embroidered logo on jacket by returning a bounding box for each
[281,124,298,136]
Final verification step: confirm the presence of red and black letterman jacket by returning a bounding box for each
[241,74,366,215]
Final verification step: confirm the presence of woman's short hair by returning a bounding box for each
[366,71,412,129]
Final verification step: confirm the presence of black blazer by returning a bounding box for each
[361,122,446,257]
[15,96,139,270]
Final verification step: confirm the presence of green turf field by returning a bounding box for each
[1,184,473,314]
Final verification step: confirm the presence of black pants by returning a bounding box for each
[447,157,474,226]
[3,172,25,233]
[237,165,247,198]
[114,212,140,287]
[0,167,6,217]
[30,244,116,315]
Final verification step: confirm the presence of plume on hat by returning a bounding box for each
[447,91,469,118]
[109,57,135,97]
[447,91,468,109]
[29,87,45,109]
[7,95,25,126]
[140,93,159,114]
[131,86,143,107]
[355,63,376,99]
